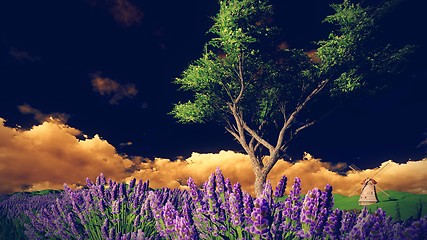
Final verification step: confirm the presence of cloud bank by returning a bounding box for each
[1,118,426,196]
[0,118,133,193]
[91,73,138,105]
[127,151,427,196]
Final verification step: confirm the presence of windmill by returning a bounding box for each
[349,161,392,206]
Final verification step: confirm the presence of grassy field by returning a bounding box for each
[333,190,427,221]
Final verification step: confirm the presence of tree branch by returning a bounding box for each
[295,120,316,136]
[242,122,274,152]
[225,126,239,140]
[282,79,329,133]
[235,53,245,104]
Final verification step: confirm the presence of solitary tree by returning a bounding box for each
[171,0,414,196]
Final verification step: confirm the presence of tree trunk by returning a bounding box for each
[254,168,267,197]
[253,153,282,197]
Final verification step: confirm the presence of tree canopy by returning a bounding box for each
[171,0,414,196]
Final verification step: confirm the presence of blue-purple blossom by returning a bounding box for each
[242,192,254,227]
[324,208,342,239]
[250,197,272,239]
[339,210,357,237]
[283,177,302,232]
[215,167,225,194]
[261,180,273,208]
[229,192,244,226]
[299,188,322,238]
[348,207,374,239]
[274,175,287,199]
[162,201,177,236]
[174,215,198,240]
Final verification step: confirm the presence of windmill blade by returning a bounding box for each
[349,164,362,172]
[369,161,391,180]
[376,185,390,197]
[349,179,368,197]
[349,185,361,197]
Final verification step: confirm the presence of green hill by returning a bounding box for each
[333,190,427,221]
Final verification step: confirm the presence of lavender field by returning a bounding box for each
[1,168,426,239]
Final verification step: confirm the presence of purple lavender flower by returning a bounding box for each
[250,197,272,239]
[274,175,287,199]
[204,173,220,217]
[133,214,141,227]
[270,201,285,238]
[111,182,119,201]
[406,216,427,239]
[108,227,116,239]
[182,200,194,225]
[299,188,321,238]
[86,177,94,188]
[312,184,334,237]
[229,192,244,226]
[282,177,302,232]
[66,212,81,237]
[261,180,273,208]
[96,173,106,185]
[324,208,342,239]
[340,210,357,237]
[243,192,254,227]
[224,178,233,201]
[119,183,126,199]
[322,184,334,210]
[129,178,136,190]
[233,182,243,198]
[206,173,216,199]
[215,167,225,194]
[367,208,389,240]
[187,177,201,203]
[101,218,110,239]
[162,201,177,236]
[174,215,198,240]
[348,207,374,239]
[148,191,162,219]
[112,199,123,215]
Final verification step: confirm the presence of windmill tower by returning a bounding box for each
[349,162,391,206]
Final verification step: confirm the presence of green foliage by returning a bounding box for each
[316,0,415,95]
[209,0,275,53]
[172,0,413,127]
[172,0,279,124]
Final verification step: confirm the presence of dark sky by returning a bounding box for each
[1,0,426,170]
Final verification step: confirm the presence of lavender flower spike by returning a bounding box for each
[229,192,243,226]
[250,197,272,239]
[274,175,287,198]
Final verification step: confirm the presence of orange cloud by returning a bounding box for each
[0,118,133,193]
[127,151,427,197]
[88,0,143,27]
[91,73,138,105]
[1,117,426,197]
[17,104,70,123]
[110,0,143,27]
